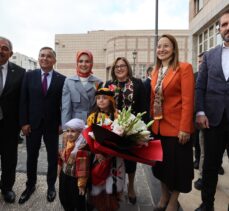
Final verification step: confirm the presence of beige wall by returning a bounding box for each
[55,30,189,82]
[189,0,229,70]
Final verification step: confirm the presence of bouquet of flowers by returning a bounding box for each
[82,107,162,166]
[111,107,154,147]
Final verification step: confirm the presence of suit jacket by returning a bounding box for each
[105,77,148,122]
[61,75,102,125]
[143,77,152,122]
[195,45,229,127]
[0,62,25,132]
[19,69,66,131]
[150,62,194,136]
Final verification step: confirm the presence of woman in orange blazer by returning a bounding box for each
[150,34,194,211]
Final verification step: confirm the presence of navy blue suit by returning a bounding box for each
[20,69,66,189]
[195,45,229,208]
[0,62,25,192]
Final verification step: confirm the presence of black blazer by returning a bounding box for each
[19,69,66,131]
[0,62,25,131]
[105,77,148,122]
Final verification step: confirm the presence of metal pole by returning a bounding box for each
[154,0,158,64]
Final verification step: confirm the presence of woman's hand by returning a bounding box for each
[178,131,190,144]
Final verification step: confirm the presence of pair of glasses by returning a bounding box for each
[78,60,91,63]
[114,64,127,69]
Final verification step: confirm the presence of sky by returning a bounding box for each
[1,0,189,59]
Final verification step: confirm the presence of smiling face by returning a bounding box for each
[0,39,13,65]
[66,128,81,142]
[219,13,229,45]
[156,37,174,66]
[114,59,129,81]
[77,54,92,74]
[96,95,111,112]
[38,48,56,72]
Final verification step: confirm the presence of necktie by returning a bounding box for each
[42,72,49,95]
[0,66,3,119]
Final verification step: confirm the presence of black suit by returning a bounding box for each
[143,77,152,123]
[20,69,65,189]
[0,62,25,192]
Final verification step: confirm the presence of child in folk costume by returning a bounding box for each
[87,88,125,211]
[58,118,90,211]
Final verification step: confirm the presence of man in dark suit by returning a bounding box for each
[143,65,154,123]
[195,10,229,211]
[19,47,66,204]
[0,36,25,203]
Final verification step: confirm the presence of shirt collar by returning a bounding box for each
[222,42,229,49]
[41,69,53,76]
[1,61,9,70]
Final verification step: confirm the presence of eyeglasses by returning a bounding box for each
[78,60,91,63]
[114,64,127,69]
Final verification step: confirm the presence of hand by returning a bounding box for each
[78,187,85,195]
[95,154,106,163]
[196,115,209,129]
[58,126,63,135]
[178,131,190,144]
[21,124,31,136]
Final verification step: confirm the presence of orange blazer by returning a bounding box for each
[150,62,194,137]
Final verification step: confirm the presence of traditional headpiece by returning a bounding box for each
[95,88,115,107]
[64,118,85,131]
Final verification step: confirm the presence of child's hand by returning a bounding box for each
[95,154,106,163]
[79,187,85,195]
[68,156,75,165]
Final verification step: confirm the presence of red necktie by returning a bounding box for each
[42,73,49,95]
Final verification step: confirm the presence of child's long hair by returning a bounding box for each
[93,88,116,122]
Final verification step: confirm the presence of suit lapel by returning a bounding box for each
[73,76,89,101]
[162,67,178,90]
[1,63,16,96]
[214,46,225,81]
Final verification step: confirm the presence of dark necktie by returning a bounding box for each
[42,72,49,95]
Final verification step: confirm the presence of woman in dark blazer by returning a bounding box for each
[105,57,147,205]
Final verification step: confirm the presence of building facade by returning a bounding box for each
[10,52,37,71]
[55,30,190,81]
[189,0,229,71]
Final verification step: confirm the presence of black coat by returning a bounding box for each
[0,62,25,132]
[105,77,148,122]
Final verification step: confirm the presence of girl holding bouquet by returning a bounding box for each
[87,88,125,211]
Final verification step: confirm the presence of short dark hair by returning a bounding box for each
[0,36,13,51]
[146,65,154,75]
[39,47,56,58]
[219,9,229,25]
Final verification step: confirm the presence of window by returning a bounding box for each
[195,0,203,14]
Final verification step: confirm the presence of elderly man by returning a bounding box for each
[195,10,229,211]
[0,36,25,203]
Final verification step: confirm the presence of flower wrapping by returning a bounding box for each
[82,125,163,166]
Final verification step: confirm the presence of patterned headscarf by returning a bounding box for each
[76,50,93,77]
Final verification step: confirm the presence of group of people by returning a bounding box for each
[0,9,229,211]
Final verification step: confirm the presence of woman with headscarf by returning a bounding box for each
[61,50,103,126]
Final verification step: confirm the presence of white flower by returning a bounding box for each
[112,124,125,136]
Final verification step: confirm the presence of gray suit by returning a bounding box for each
[195,44,229,209]
[196,45,229,126]
[61,75,102,126]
